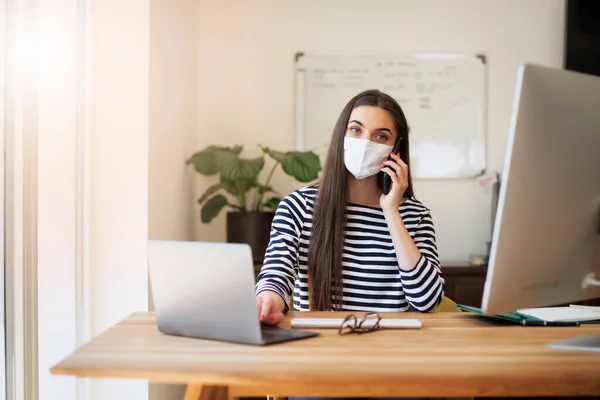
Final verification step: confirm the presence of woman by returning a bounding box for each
[256,89,445,324]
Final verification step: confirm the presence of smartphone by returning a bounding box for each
[382,139,403,195]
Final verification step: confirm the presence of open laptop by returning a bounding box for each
[147,239,319,345]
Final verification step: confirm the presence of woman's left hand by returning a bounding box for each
[380,152,409,212]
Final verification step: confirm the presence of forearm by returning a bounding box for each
[383,209,422,271]
[255,191,305,306]
[256,264,295,305]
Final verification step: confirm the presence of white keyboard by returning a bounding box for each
[291,317,422,329]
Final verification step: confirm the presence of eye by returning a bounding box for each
[375,133,389,141]
[348,126,361,134]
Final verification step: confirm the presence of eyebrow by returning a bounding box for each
[349,120,393,134]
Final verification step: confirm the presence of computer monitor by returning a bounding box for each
[481,64,600,316]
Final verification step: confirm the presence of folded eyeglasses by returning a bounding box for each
[338,312,382,335]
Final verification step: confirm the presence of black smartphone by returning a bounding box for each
[382,140,403,195]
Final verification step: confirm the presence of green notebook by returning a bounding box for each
[456,304,600,325]
[457,304,540,323]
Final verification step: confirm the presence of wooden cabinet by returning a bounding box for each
[440,264,600,308]
[441,264,488,307]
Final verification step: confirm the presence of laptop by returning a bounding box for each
[147,239,319,345]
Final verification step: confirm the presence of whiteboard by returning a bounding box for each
[294,53,487,179]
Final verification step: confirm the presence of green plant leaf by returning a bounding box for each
[197,183,224,205]
[232,145,243,155]
[220,178,238,195]
[220,156,265,181]
[257,184,274,194]
[236,178,256,195]
[186,146,239,176]
[259,145,286,163]
[262,196,282,210]
[280,151,322,182]
[221,177,256,195]
[201,194,228,223]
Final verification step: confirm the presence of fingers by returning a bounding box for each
[382,150,408,197]
[383,153,408,173]
[256,292,286,326]
[266,310,285,326]
[385,152,408,178]
[382,160,399,175]
[259,295,275,322]
[381,166,399,184]
[256,296,264,316]
[382,161,406,183]
[390,151,408,168]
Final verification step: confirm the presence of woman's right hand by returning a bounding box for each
[256,291,285,326]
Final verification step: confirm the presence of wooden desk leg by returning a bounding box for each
[183,384,230,400]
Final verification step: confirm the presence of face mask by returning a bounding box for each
[344,137,394,180]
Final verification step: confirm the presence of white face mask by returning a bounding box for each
[344,137,394,180]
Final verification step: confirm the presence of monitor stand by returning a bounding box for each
[549,274,600,352]
[547,334,600,353]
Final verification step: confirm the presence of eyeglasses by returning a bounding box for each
[338,312,381,335]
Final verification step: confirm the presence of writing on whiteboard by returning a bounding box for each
[297,55,485,178]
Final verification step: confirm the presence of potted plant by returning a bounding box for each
[186,145,321,263]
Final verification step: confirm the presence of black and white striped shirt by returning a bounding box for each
[255,185,445,312]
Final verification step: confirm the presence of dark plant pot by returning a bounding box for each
[226,211,275,264]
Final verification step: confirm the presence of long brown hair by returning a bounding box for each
[307,89,414,311]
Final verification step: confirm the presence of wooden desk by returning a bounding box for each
[50,312,600,399]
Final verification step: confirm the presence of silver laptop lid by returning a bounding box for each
[148,240,263,344]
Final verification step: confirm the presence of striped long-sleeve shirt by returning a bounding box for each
[255,185,445,312]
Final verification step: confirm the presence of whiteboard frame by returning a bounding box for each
[294,51,488,179]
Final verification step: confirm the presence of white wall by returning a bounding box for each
[193,0,566,262]
[34,0,150,399]
[148,0,197,245]
[4,0,41,398]
[37,1,78,399]
[89,0,149,399]
[148,0,198,398]
[0,0,7,396]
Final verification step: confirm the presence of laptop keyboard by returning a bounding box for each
[260,325,313,341]
[261,326,294,339]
